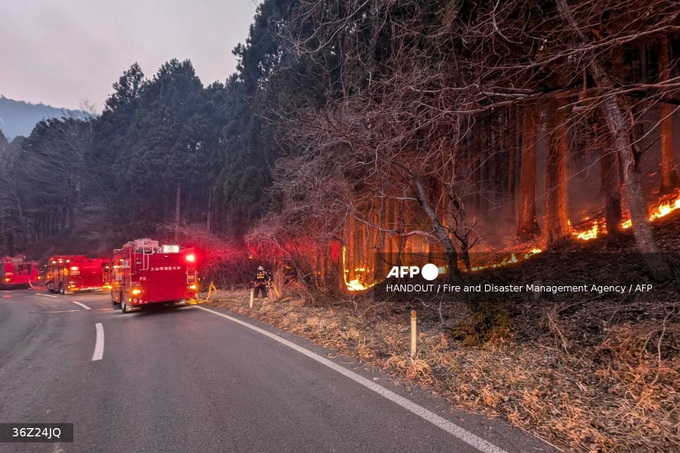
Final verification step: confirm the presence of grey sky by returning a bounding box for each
[0,0,261,111]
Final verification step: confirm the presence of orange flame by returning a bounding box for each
[342,246,376,292]
[342,191,680,289]
[572,189,680,240]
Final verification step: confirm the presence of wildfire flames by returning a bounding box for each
[342,246,376,292]
[572,189,680,240]
[342,190,680,291]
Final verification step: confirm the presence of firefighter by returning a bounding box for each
[252,266,271,299]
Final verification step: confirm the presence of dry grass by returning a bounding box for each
[206,290,680,452]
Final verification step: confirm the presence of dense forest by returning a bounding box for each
[1,0,679,290]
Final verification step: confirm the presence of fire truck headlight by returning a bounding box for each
[185,254,195,263]
[70,266,79,271]
[132,289,142,295]
[188,284,197,291]
[4,278,10,282]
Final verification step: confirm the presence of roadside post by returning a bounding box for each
[411,310,417,358]
[250,288,254,308]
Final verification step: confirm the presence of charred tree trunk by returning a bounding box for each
[174,183,181,241]
[659,36,680,194]
[507,106,518,224]
[413,177,460,280]
[555,0,670,281]
[447,190,472,272]
[543,99,571,245]
[517,104,540,241]
[600,148,623,237]
[206,184,215,233]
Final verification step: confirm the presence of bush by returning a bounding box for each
[449,301,513,346]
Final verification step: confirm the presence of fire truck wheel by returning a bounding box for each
[121,300,130,313]
[59,284,65,295]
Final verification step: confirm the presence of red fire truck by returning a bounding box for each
[0,256,41,289]
[110,238,198,313]
[46,255,111,294]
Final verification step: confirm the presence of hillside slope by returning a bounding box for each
[0,96,87,140]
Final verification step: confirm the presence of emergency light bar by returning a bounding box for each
[162,245,180,253]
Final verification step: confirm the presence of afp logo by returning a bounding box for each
[386,263,439,281]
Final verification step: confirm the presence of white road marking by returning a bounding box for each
[36,293,58,298]
[92,323,104,361]
[71,300,91,310]
[195,306,509,453]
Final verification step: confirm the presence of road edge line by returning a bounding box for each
[195,305,509,453]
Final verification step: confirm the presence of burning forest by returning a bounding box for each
[1,1,679,451]
[250,1,680,294]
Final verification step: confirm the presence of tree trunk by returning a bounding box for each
[414,177,460,280]
[658,36,680,194]
[206,184,215,233]
[174,183,181,241]
[516,104,540,241]
[543,99,571,245]
[600,147,623,237]
[555,0,670,281]
[507,106,518,224]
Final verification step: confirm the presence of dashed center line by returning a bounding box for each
[92,323,104,361]
[71,300,91,310]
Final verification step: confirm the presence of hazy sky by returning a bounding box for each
[0,0,261,111]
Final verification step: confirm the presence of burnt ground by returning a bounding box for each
[208,211,680,453]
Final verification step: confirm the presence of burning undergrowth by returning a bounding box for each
[207,212,680,452]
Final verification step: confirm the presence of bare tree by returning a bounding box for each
[252,0,680,285]
[554,0,672,280]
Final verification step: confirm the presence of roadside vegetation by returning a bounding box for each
[207,215,680,453]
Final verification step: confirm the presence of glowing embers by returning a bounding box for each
[469,247,542,272]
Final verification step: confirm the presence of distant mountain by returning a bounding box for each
[0,96,89,141]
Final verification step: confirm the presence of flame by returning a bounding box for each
[342,246,377,292]
[649,197,680,221]
[572,190,680,240]
[573,221,602,240]
[341,190,680,289]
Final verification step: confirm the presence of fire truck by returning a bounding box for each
[110,238,198,313]
[46,255,111,294]
[0,256,41,289]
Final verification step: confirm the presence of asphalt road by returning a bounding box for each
[0,289,558,453]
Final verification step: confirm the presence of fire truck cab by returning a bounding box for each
[46,255,111,294]
[111,238,198,313]
[0,256,41,289]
